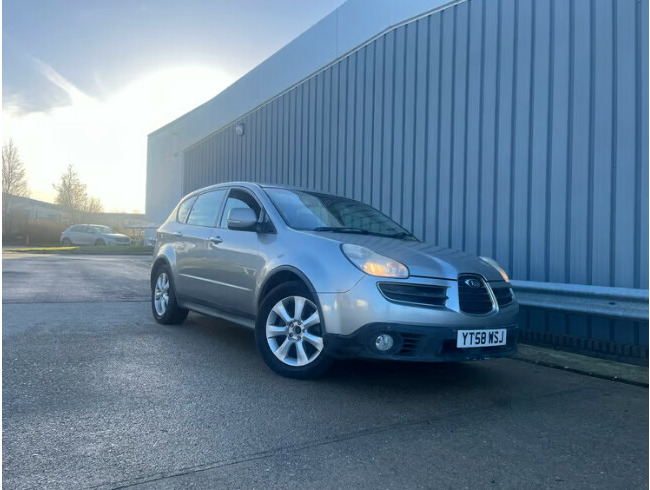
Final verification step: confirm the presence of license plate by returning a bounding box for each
[456,329,507,348]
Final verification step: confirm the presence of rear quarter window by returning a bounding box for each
[176,196,197,223]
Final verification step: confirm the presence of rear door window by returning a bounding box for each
[186,189,227,227]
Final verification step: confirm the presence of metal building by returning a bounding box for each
[146,0,649,363]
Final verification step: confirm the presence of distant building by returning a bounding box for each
[3,194,68,224]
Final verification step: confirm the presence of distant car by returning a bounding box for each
[151,182,518,378]
[60,224,131,246]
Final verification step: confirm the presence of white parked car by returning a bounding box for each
[60,224,131,246]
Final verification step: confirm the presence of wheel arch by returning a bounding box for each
[150,256,173,286]
[256,266,317,308]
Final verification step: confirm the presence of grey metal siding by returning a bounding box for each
[182,0,647,294]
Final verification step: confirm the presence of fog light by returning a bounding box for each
[375,334,394,352]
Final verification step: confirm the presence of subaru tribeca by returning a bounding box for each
[151,182,518,378]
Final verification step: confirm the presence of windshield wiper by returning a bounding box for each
[313,227,416,240]
[386,231,417,240]
[313,226,369,235]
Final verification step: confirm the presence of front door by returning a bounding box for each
[79,226,95,245]
[201,188,265,317]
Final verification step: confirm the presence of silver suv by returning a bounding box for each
[151,182,518,378]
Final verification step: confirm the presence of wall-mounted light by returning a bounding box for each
[235,123,245,136]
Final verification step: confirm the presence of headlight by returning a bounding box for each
[341,244,409,278]
[479,256,509,282]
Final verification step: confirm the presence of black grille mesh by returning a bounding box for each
[458,275,493,314]
[491,284,514,307]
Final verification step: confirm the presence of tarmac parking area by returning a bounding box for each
[2,253,648,489]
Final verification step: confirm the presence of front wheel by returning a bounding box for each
[151,265,188,325]
[255,281,332,379]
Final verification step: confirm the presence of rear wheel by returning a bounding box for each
[151,265,188,325]
[255,281,332,379]
[61,238,72,246]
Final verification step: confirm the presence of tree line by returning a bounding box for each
[2,139,104,235]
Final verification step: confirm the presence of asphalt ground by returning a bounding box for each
[2,253,648,489]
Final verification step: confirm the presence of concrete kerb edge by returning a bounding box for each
[513,343,649,388]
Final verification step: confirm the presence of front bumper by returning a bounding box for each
[316,273,519,362]
[316,275,519,336]
[326,323,518,362]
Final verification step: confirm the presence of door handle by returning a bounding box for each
[208,236,223,245]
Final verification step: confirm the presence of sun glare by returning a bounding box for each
[2,65,235,213]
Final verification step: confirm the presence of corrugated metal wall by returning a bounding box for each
[183,0,648,292]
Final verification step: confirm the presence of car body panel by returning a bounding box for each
[255,230,365,296]
[296,232,503,281]
[174,223,216,306]
[203,228,262,316]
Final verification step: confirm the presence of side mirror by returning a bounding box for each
[227,207,258,231]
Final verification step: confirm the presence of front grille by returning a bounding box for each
[458,274,494,314]
[378,283,448,308]
[492,284,514,307]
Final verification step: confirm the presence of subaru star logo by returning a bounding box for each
[465,278,482,288]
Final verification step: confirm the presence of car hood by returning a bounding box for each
[302,232,504,281]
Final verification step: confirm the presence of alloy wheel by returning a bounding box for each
[154,272,170,316]
[266,295,324,367]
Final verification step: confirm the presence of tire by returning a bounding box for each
[61,238,72,246]
[151,264,189,325]
[94,239,106,246]
[255,281,333,379]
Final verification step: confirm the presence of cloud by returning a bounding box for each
[2,59,235,213]
[30,57,95,107]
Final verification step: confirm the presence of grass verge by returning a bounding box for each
[3,245,154,255]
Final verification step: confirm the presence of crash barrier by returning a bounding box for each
[511,281,649,366]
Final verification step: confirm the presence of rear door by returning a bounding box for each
[65,226,81,244]
[174,188,228,305]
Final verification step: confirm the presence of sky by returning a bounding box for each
[2,0,346,213]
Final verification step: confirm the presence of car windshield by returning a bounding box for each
[264,188,416,239]
[90,225,114,234]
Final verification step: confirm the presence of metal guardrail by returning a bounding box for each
[510,280,649,322]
